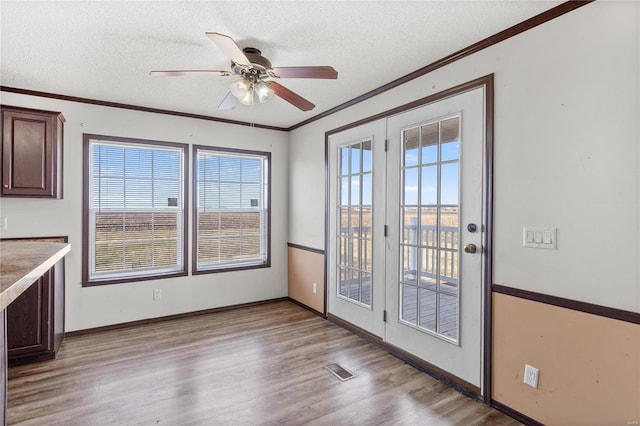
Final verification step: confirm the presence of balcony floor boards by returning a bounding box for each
[8,300,519,425]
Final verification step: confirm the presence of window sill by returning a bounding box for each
[192,262,271,275]
[82,270,188,287]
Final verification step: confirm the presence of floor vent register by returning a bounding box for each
[325,363,356,381]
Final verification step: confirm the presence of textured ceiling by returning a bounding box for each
[1,1,563,129]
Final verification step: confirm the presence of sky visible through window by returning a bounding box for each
[197,153,263,210]
[92,143,182,210]
[404,140,459,206]
[339,140,460,206]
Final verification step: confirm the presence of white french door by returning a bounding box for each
[327,120,386,336]
[327,84,487,390]
[385,87,485,387]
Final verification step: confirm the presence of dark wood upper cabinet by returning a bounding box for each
[1,105,65,198]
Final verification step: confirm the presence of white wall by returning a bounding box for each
[288,2,639,312]
[0,92,289,331]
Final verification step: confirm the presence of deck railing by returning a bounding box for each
[338,220,459,285]
[404,219,459,285]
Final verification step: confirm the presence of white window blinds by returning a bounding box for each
[195,147,270,272]
[87,137,186,282]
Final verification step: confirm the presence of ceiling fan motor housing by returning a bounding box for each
[232,47,273,80]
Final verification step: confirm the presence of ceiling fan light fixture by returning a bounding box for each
[230,78,254,106]
[255,81,274,104]
[229,79,251,98]
[237,89,254,106]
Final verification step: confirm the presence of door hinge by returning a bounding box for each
[384,140,388,152]
[384,225,388,237]
[383,310,387,322]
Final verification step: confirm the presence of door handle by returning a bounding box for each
[464,244,477,254]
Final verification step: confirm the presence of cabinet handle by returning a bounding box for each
[3,184,8,189]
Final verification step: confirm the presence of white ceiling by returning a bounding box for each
[1,1,563,129]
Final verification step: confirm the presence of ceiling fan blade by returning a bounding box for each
[266,81,315,111]
[206,32,250,66]
[150,70,231,77]
[218,91,239,110]
[271,66,338,79]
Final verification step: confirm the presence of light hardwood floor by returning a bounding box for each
[8,300,520,425]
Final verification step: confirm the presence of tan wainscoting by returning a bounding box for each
[492,292,640,425]
[288,246,324,314]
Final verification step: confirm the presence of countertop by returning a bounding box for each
[0,241,70,311]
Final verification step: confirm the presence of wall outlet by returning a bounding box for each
[2,217,7,231]
[524,364,539,388]
[312,283,317,294]
[153,289,162,301]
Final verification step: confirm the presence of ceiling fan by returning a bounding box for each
[150,32,338,111]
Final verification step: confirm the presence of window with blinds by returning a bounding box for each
[194,146,270,273]
[83,135,187,284]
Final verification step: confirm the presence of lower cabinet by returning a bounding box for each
[6,258,65,367]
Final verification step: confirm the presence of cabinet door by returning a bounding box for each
[1,107,63,198]
[6,270,52,358]
[0,312,6,426]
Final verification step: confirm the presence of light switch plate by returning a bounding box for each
[523,227,557,249]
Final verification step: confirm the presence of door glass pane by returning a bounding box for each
[339,207,349,236]
[420,248,437,291]
[441,141,460,162]
[418,288,437,332]
[399,115,461,343]
[441,117,460,162]
[361,207,372,237]
[421,123,438,164]
[403,168,418,205]
[352,237,361,270]
[350,175,361,205]
[402,207,418,244]
[439,293,458,340]
[340,177,349,205]
[362,173,372,205]
[403,128,419,167]
[350,208,361,236]
[349,269,360,300]
[420,207,437,247]
[421,165,438,205]
[351,145,361,174]
[440,208,459,249]
[401,284,418,325]
[338,236,348,267]
[336,140,373,308]
[361,272,372,306]
[339,268,349,296]
[441,163,459,205]
[362,140,372,173]
[340,147,349,175]
[440,250,459,295]
[402,244,418,284]
[362,238,372,272]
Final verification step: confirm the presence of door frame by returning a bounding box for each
[323,74,494,402]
